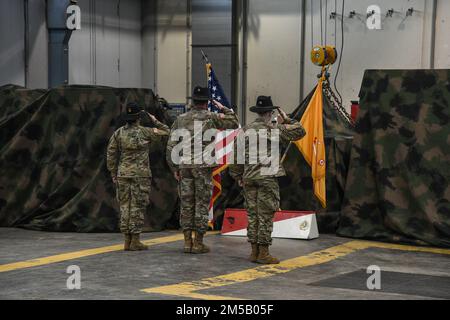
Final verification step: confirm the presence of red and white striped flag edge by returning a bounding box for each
[208,128,242,227]
[221,209,319,240]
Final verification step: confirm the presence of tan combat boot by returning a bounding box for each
[191,231,210,254]
[183,230,193,253]
[129,234,149,251]
[256,245,279,264]
[124,234,131,251]
[249,243,259,263]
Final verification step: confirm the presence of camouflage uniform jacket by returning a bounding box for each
[230,117,306,181]
[166,107,239,171]
[106,119,170,178]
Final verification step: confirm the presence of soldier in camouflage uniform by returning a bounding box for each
[166,86,239,254]
[230,96,306,264]
[107,102,170,251]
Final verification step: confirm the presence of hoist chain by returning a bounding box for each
[323,80,355,127]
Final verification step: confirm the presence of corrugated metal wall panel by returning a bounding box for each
[191,0,233,104]
[435,0,450,68]
[302,0,428,111]
[0,0,25,86]
[69,0,142,87]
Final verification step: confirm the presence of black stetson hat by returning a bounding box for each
[123,102,142,121]
[249,96,278,113]
[191,86,210,102]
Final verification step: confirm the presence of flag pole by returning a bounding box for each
[281,142,292,164]
[202,48,215,229]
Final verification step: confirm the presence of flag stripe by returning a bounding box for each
[206,62,236,223]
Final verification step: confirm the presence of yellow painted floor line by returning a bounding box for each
[141,240,368,299]
[367,241,450,255]
[141,239,450,300]
[0,231,219,273]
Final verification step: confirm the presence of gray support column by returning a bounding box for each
[430,0,437,69]
[47,0,72,87]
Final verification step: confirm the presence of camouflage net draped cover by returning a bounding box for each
[0,85,177,232]
[337,70,450,247]
[0,85,46,120]
[1,69,448,249]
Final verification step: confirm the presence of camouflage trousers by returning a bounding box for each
[116,177,151,234]
[179,167,213,234]
[243,178,280,245]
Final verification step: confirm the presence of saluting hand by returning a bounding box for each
[212,99,226,111]
[277,108,289,124]
[146,112,157,123]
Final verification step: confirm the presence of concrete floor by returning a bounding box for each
[0,227,449,300]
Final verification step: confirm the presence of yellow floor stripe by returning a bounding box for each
[141,240,368,299]
[368,241,450,255]
[141,240,450,300]
[0,231,219,273]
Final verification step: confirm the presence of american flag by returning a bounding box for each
[206,63,239,228]
[207,63,230,111]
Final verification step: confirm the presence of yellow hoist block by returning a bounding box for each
[311,45,337,66]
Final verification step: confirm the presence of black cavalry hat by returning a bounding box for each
[123,102,142,121]
[249,96,278,113]
[192,86,210,102]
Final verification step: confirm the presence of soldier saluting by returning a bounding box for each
[107,102,170,251]
[230,96,306,264]
[166,86,239,254]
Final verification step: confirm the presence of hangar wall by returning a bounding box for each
[152,0,190,104]
[244,0,304,122]
[232,0,450,122]
[0,0,143,89]
[142,0,157,91]
[69,0,142,87]
[26,0,48,89]
[0,0,48,89]
[302,0,429,116]
[0,0,25,87]
[1,0,450,120]
[242,0,447,122]
[435,0,450,68]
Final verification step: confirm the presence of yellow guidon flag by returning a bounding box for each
[294,76,326,208]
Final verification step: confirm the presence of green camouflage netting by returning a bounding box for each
[337,70,450,247]
[0,85,46,120]
[0,85,177,232]
[0,83,354,234]
[4,70,446,247]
